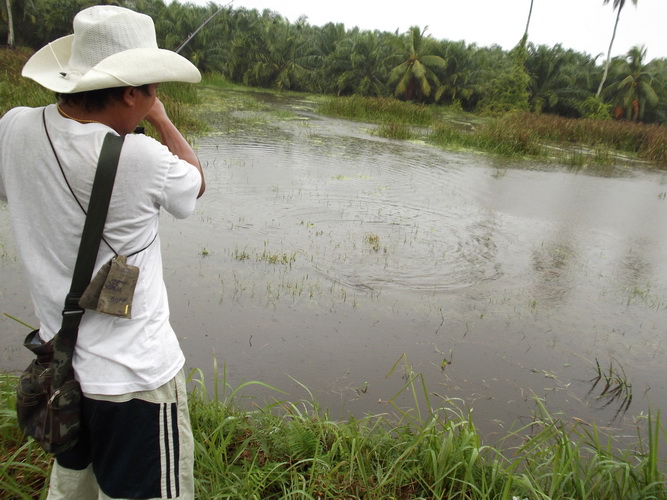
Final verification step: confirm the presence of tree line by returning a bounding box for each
[2,0,666,124]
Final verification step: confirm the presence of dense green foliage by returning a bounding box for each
[2,0,666,123]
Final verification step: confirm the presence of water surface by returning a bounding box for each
[2,91,666,444]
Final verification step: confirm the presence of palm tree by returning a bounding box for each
[307,22,348,93]
[522,0,535,46]
[597,0,638,96]
[3,0,14,46]
[387,26,447,101]
[526,43,588,114]
[244,17,311,90]
[434,41,481,108]
[603,45,658,121]
[333,30,389,96]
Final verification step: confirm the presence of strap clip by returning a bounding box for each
[62,293,84,316]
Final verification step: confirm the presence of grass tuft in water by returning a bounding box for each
[373,122,416,140]
[364,233,382,252]
[587,358,633,421]
[318,95,433,127]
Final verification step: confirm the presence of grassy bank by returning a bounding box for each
[318,95,667,168]
[2,369,666,499]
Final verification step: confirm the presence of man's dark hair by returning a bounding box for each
[56,85,152,112]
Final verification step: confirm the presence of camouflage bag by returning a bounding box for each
[16,329,82,454]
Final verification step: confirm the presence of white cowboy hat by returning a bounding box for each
[22,5,201,93]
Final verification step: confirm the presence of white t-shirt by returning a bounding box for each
[0,104,202,395]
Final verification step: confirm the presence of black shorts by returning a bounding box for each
[54,372,192,499]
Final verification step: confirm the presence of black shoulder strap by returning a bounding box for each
[68,133,124,299]
[51,133,124,388]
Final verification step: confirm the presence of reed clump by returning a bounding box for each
[374,122,416,140]
[318,95,434,127]
[497,112,667,164]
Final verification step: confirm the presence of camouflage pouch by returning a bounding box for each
[79,255,139,318]
[15,330,81,455]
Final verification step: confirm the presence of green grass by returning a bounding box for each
[0,48,53,115]
[2,361,666,499]
[0,373,51,499]
[318,95,434,127]
[374,122,417,140]
[200,72,237,89]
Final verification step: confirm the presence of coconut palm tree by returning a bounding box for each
[524,0,535,40]
[603,45,658,121]
[307,22,348,93]
[387,26,447,101]
[434,41,482,108]
[244,17,312,90]
[3,0,14,46]
[333,30,389,96]
[526,43,590,114]
[597,0,638,96]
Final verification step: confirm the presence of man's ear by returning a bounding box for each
[121,86,136,107]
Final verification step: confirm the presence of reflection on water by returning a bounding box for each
[1,91,666,445]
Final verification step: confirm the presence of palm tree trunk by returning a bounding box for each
[597,6,622,96]
[6,0,15,47]
[524,0,534,40]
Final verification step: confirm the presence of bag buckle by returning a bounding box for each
[62,293,84,316]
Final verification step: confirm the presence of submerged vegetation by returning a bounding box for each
[2,364,666,499]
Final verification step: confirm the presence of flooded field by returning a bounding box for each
[2,89,667,444]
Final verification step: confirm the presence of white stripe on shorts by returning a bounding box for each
[159,402,179,498]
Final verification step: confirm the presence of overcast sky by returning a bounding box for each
[179,0,667,61]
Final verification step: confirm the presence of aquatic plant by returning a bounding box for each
[373,122,416,140]
[587,357,633,422]
[364,233,382,252]
[496,112,667,164]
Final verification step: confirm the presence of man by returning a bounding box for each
[0,6,204,499]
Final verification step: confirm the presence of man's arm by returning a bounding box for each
[144,98,205,198]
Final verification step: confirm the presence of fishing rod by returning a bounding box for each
[175,1,233,54]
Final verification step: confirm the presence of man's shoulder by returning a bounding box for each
[1,105,44,123]
[0,106,47,159]
[121,132,168,159]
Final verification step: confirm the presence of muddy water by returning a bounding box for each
[2,91,667,443]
